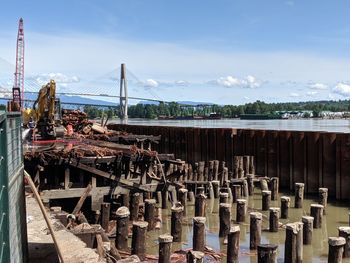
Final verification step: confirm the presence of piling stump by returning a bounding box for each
[250,212,262,249]
[270,177,279,201]
[219,192,229,204]
[193,217,206,252]
[247,174,255,196]
[130,193,141,221]
[280,196,290,219]
[269,207,280,232]
[294,183,304,208]
[162,189,169,209]
[285,222,302,263]
[302,216,314,245]
[131,221,148,261]
[188,191,195,204]
[187,250,205,263]
[319,188,328,215]
[178,188,188,215]
[115,206,130,251]
[262,190,271,211]
[260,178,269,191]
[195,193,207,217]
[171,206,183,242]
[231,184,241,203]
[310,204,324,228]
[144,199,156,231]
[219,203,231,237]
[212,181,220,198]
[236,199,247,222]
[258,244,278,263]
[227,225,240,263]
[328,237,346,263]
[338,226,350,257]
[159,234,173,263]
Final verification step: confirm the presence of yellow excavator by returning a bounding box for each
[23,79,65,140]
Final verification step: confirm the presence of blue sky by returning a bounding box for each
[1,0,350,104]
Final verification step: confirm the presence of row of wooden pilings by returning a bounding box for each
[104,176,349,262]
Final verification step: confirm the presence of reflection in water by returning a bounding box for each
[144,190,350,263]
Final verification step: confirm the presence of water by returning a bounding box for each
[143,191,350,262]
[118,119,350,133]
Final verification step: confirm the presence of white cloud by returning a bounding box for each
[308,82,328,90]
[215,75,261,88]
[289,92,300,97]
[142,79,159,88]
[34,73,80,85]
[332,82,350,97]
[174,80,189,86]
[306,91,318,96]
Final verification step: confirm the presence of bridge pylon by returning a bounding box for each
[119,63,128,123]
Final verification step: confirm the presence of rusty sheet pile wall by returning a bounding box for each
[109,124,350,200]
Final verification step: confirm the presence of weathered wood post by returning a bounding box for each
[101,202,111,231]
[269,207,280,232]
[258,244,278,263]
[285,223,302,263]
[280,196,290,219]
[208,182,215,199]
[195,193,207,217]
[130,192,141,221]
[233,156,240,179]
[243,155,250,176]
[249,156,255,174]
[310,204,324,228]
[193,217,206,252]
[162,189,169,209]
[131,221,148,261]
[121,193,130,208]
[302,216,314,245]
[319,188,328,215]
[115,206,130,251]
[231,184,241,203]
[247,174,255,196]
[187,251,205,263]
[328,237,346,263]
[270,177,279,201]
[159,234,173,263]
[338,227,350,257]
[178,188,188,216]
[219,192,229,204]
[294,183,304,208]
[197,186,205,195]
[144,199,156,231]
[219,203,231,237]
[262,190,271,211]
[296,222,303,263]
[260,178,269,191]
[171,206,183,242]
[227,225,240,263]
[188,191,195,204]
[212,180,220,198]
[250,212,262,249]
[236,199,247,222]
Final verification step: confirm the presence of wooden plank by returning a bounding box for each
[279,131,291,189]
[72,184,92,215]
[322,133,336,197]
[266,131,278,178]
[255,130,266,176]
[306,132,320,194]
[41,187,111,199]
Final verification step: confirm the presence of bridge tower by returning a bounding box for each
[13,18,25,109]
[119,63,128,123]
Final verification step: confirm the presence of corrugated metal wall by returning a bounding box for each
[110,124,350,200]
[0,112,27,263]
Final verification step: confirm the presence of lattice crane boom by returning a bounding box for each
[13,18,25,108]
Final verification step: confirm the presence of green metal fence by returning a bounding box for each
[0,111,27,263]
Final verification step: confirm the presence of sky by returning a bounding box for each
[1,0,350,105]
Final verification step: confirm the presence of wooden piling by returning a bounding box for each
[219,192,229,204]
[227,225,240,263]
[296,222,303,263]
[101,202,110,232]
[144,199,156,231]
[219,203,232,237]
[270,177,279,201]
[208,182,215,199]
[284,223,301,263]
[193,217,206,252]
[257,244,278,263]
[250,212,262,249]
[188,191,195,204]
[319,188,328,215]
[231,184,241,203]
[328,237,346,263]
[302,216,314,245]
[338,227,350,257]
[280,196,290,219]
[115,206,130,251]
[247,174,255,196]
[171,206,183,242]
[212,181,220,198]
[242,179,249,197]
[130,193,141,221]
[187,250,205,263]
[260,178,269,191]
[269,207,280,232]
[195,193,207,217]
[162,189,168,209]
[249,156,255,175]
[236,199,247,223]
[310,204,324,228]
[131,221,148,261]
[178,188,188,215]
[121,193,130,208]
[158,234,173,263]
[262,190,271,211]
[294,183,304,208]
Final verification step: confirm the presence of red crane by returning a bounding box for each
[12,18,24,109]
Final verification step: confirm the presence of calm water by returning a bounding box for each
[119,119,350,133]
[143,190,350,262]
